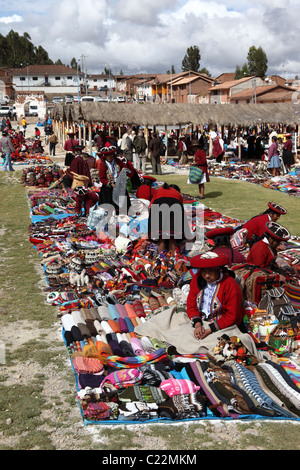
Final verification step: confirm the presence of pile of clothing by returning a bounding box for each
[210,161,300,197]
[26,183,300,425]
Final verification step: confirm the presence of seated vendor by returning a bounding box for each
[205,227,246,267]
[187,252,244,341]
[247,221,291,270]
[242,202,287,246]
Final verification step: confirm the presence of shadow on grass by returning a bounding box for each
[205,191,223,198]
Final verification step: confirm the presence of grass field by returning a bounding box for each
[155,173,300,236]
[1,169,300,450]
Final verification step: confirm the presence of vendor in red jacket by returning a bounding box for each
[205,227,246,267]
[187,252,243,340]
[247,221,291,269]
[136,175,157,201]
[242,202,287,246]
[193,142,210,199]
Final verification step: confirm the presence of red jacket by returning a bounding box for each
[242,214,270,240]
[64,138,79,152]
[149,186,183,207]
[187,273,243,332]
[247,239,276,269]
[194,149,210,181]
[66,155,92,186]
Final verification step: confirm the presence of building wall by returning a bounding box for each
[12,73,77,88]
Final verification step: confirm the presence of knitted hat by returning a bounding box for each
[190,251,230,269]
[268,202,287,215]
[206,227,235,239]
[265,221,291,241]
[99,142,117,157]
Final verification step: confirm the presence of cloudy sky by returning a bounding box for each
[0,0,299,78]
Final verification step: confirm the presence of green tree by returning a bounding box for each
[167,65,176,74]
[182,45,201,72]
[70,57,78,69]
[235,63,249,79]
[247,45,268,78]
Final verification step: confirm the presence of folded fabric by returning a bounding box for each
[159,378,200,397]
[124,317,135,333]
[95,340,113,364]
[101,320,114,334]
[101,368,144,390]
[108,319,121,334]
[83,402,112,421]
[94,319,105,335]
[80,308,95,321]
[125,303,138,319]
[72,356,105,375]
[158,393,207,420]
[119,341,136,357]
[141,336,156,354]
[108,304,120,321]
[108,340,124,357]
[131,337,146,356]
[97,306,111,320]
[115,304,128,319]
[61,313,75,331]
[78,322,91,338]
[107,348,169,369]
[132,300,145,318]
[78,373,105,390]
[71,310,85,325]
[118,385,168,404]
[118,317,129,333]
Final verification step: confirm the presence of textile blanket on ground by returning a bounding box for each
[25,183,300,426]
[134,306,267,359]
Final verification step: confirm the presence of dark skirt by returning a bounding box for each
[98,185,131,213]
[148,197,193,242]
[282,150,294,166]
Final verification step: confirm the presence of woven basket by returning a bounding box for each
[71,172,89,189]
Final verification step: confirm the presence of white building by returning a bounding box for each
[11,64,79,95]
[86,74,117,92]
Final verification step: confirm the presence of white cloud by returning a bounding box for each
[0,14,23,24]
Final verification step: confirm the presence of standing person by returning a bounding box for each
[148,132,162,175]
[48,131,58,157]
[64,131,79,167]
[97,142,134,212]
[21,116,27,137]
[133,129,147,173]
[267,136,281,177]
[282,134,294,173]
[213,135,225,163]
[193,142,210,199]
[120,128,133,162]
[0,130,15,171]
[179,137,188,165]
[34,127,41,139]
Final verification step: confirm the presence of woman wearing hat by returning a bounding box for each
[242,202,287,246]
[63,151,93,189]
[206,227,246,267]
[97,142,134,211]
[193,142,210,199]
[267,135,281,177]
[187,252,244,341]
[64,131,79,167]
[247,221,290,270]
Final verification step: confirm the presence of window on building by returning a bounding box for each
[32,77,38,81]
[55,77,61,81]
[67,76,72,80]
[20,77,25,81]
